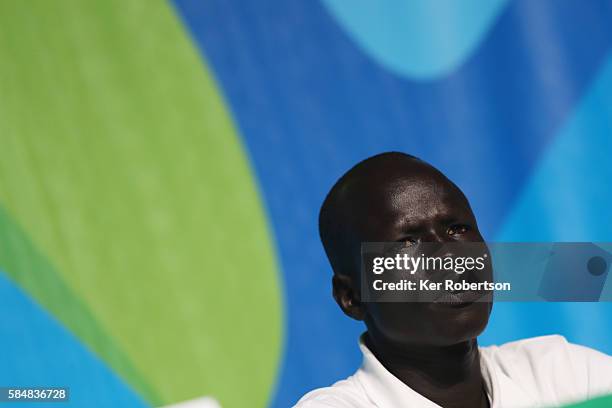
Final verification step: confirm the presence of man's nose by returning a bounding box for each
[422,228,447,244]
[417,229,447,257]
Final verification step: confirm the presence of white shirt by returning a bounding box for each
[294,335,612,408]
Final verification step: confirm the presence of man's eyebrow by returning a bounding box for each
[393,212,467,231]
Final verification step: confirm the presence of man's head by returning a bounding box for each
[319,152,491,349]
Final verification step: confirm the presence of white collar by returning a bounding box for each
[354,335,498,408]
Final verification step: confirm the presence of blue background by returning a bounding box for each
[170,0,612,406]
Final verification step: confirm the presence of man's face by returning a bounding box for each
[346,164,492,348]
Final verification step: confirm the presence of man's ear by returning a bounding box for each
[332,274,366,321]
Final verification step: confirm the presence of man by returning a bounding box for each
[294,152,612,408]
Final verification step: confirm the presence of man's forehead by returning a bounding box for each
[325,154,469,230]
[345,167,455,203]
[343,170,469,227]
[371,179,461,218]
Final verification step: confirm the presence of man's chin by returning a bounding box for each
[428,301,491,344]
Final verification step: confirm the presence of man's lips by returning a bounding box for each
[433,289,490,306]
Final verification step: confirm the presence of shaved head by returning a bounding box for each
[318,151,490,348]
[319,152,470,279]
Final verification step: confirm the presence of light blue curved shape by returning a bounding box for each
[496,54,612,244]
[321,0,509,79]
[0,271,149,408]
[483,54,612,354]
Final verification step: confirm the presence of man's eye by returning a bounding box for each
[447,225,469,236]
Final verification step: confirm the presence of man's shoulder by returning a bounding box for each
[481,334,606,362]
[482,334,569,355]
[481,334,592,370]
[293,374,370,408]
[481,334,612,398]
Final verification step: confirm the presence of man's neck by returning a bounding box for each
[365,333,489,408]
